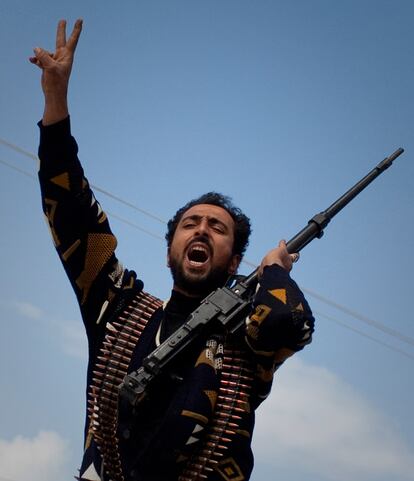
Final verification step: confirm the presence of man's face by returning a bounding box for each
[167,204,241,297]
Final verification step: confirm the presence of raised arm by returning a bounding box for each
[246,240,314,406]
[30,19,83,125]
[31,20,142,343]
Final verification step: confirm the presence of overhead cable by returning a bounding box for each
[315,310,414,361]
[306,288,414,348]
[0,137,166,224]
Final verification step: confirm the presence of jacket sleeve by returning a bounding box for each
[245,264,315,405]
[38,117,142,343]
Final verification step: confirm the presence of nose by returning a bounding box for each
[195,217,210,237]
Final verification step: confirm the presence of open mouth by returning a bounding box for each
[187,243,211,266]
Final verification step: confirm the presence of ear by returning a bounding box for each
[227,254,241,275]
[166,249,171,268]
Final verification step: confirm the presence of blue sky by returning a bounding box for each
[1,1,413,480]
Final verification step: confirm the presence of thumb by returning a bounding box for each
[32,47,53,68]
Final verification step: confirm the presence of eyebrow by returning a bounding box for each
[181,214,230,232]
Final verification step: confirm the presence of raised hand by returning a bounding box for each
[30,19,83,125]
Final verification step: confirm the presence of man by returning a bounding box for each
[31,19,314,481]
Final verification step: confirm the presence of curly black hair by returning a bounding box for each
[166,192,251,258]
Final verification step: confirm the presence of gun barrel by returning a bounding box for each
[241,148,404,289]
[325,147,404,219]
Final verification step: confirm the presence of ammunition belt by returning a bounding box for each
[88,291,162,481]
[179,346,254,481]
[89,293,253,481]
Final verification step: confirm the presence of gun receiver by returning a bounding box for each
[119,148,404,407]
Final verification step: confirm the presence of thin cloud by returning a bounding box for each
[60,322,87,359]
[13,301,43,320]
[254,357,414,481]
[0,431,71,481]
[10,300,87,360]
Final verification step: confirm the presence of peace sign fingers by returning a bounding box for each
[55,18,82,54]
[66,18,83,52]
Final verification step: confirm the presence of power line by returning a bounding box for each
[0,158,37,180]
[0,158,164,240]
[92,184,166,224]
[0,137,166,225]
[107,211,164,241]
[304,287,414,348]
[315,310,414,361]
[0,137,38,160]
[1,145,413,358]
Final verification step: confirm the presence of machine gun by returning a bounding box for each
[119,148,404,407]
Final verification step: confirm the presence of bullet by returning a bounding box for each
[205,442,227,452]
[127,312,150,323]
[195,456,215,464]
[221,372,253,382]
[207,434,232,443]
[89,412,116,425]
[212,426,236,435]
[106,372,124,382]
[134,304,156,316]
[102,350,130,365]
[132,297,158,309]
[216,403,245,414]
[103,343,133,357]
[103,341,134,356]
[129,307,151,317]
[134,303,156,313]
[220,380,250,390]
[102,341,113,350]
[101,387,118,396]
[218,387,238,395]
[119,332,139,343]
[95,424,113,435]
[107,353,128,371]
[117,314,129,323]
[92,374,122,387]
[96,406,116,418]
[214,419,238,428]
[115,337,136,349]
[95,363,108,372]
[222,358,250,367]
[114,323,140,337]
[111,321,124,330]
[217,395,247,405]
[215,412,242,421]
[99,395,118,407]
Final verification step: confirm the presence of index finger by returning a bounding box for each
[55,19,67,50]
[66,18,83,52]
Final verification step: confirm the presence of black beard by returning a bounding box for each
[169,257,231,297]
